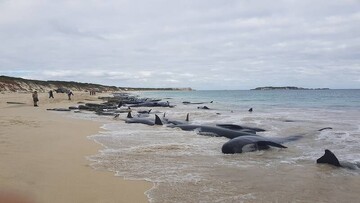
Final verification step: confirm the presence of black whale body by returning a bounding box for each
[124,112,163,126]
[168,124,258,139]
[127,101,174,108]
[222,127,332,154]
[216,124,266,132]
[222,135,303,154]
[162,113,189,125]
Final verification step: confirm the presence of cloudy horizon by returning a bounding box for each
[0,0,359,90]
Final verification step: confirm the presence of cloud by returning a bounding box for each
[0,0,359,89]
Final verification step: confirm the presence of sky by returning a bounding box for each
[0,0,359,90]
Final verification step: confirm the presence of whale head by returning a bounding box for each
[222,143,243,154]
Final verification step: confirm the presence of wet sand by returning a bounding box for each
[0,91,151,203]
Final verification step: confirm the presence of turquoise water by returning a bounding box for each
[140,89,360,109]
[85,89,360,203]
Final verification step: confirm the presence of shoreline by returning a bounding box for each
[0,91,152,203]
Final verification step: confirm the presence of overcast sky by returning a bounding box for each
[0,0,359,90]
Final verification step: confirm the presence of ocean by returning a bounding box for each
[82,90,360,202]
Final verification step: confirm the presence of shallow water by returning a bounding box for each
[83,90,360,202]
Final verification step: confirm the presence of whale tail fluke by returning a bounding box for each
[127,112,133,118]
[186,113,189,122]
[317,149,341,167]
[155,114,163,125]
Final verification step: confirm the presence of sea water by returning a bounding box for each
[85,90,360,202]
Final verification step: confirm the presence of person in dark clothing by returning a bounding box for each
[32,91,39,107]
[49,90,54,98]
[67,91,74,100]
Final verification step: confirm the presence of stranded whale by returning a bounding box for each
[222,127,332,154]
[163,113,189,125]
[124,112,163,126]
[216,124,266,132]
[168,124,258,139]
[221,134,303,154]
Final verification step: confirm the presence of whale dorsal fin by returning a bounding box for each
[155,114,163,125]
[127,112,133,118]
[317,149,341,167]
[148,109,152,113]
[186,113,189,122]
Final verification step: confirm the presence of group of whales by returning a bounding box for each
[118,111,357,170]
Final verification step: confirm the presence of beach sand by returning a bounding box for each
[0,91,151,203]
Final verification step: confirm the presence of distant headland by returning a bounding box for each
[251,86,330,90]
[0,75,192,92]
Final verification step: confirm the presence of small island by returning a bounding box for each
[251,86,330,90]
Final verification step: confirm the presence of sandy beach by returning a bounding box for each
[0,91,151,203]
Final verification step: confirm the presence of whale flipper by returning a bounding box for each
[317,149,341,167]
[155,114,163,125]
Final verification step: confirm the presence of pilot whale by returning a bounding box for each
[168,124,258,139]
[163,113,189,125]
[127,101,175,108]
[221,134,303,154]
[317,149,360,170]
[216,124,266,132]
[124,112,163,126]
[222,127,332,154]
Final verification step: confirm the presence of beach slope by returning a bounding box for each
[0,92,151,203]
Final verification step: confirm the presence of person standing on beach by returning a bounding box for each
[49,90,54,98]
[67,91,74,100]
[32,91,39,107]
